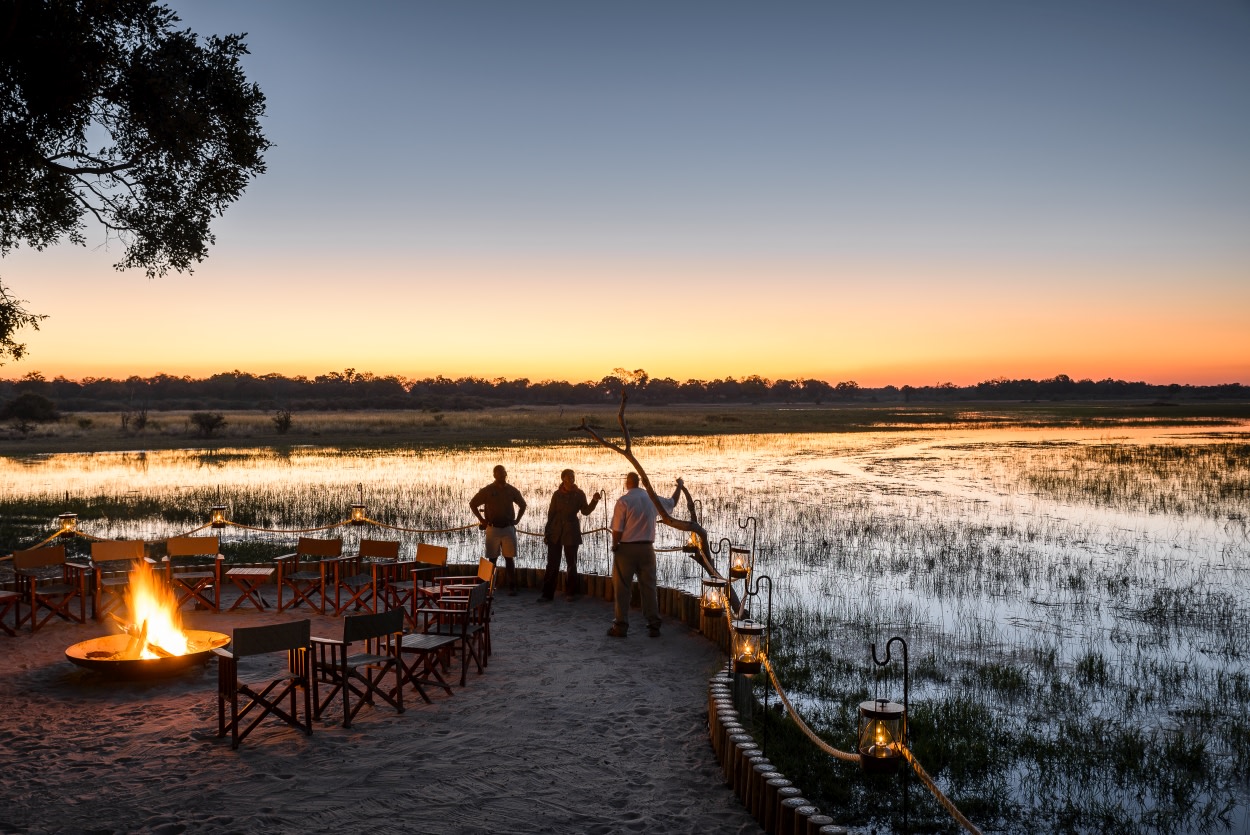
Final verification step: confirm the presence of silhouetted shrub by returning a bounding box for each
[1,392,59,422]
[189,412,227,437]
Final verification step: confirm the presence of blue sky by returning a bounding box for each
[6,1,1248,384]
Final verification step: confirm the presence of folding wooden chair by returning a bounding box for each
[311,608,405,728]
[423,558,497,660]
[164,536,223,612]
[398,628,458,702]
[214,619,313,749]
[90,540,146,621]
[413,582,489,687]
[12,545,90,632]
[0,589,20,636]
[398,542,449,623]
[327,538,399,616]
[274,537,342,613]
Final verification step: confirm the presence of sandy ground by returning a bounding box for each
[0,588,763,835]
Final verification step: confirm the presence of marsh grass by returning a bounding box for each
[2,401,1248,455]
[2,416,1249,833]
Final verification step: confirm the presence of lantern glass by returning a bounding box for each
[729,546,750,579]
[57,512,78,534]
[857,699,905,773]
[209,505,228,528]
[732,619,765,674]
[700,578,727,612]
[350,503,367,524]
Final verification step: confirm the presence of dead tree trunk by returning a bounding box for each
[574,388,740,610]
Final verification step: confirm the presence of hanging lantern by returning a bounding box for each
[57,512,78,535]
[857,699,906,773]
[700,577,728,612]
[682,530,701,554]
[350,503,368,525]
[728,546,750,579]
[732,619,765,674]
[209,505,229,528]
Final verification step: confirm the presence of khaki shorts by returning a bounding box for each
[485,525,518,559]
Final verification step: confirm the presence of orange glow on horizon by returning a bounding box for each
[3,247,1247,388]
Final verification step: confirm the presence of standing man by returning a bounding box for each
[608,472,683,638]
[469,464,527,596]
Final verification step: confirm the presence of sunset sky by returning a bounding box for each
[4,1,1248,386]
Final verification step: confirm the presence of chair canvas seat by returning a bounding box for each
[90,540,147,621]
[311,607,405,727]
[413,582,489,687]
[214,619,313,749]
[327,539,401,617]
[13,545,89,632]
[165,536,223,612]
[275,537,342,614]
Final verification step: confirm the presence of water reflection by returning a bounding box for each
[3,424,1249,831]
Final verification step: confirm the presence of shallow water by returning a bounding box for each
[4,423,1249,833]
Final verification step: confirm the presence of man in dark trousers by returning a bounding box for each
[608,472,682,638]
[469,464,527,595]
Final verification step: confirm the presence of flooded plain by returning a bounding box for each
[3,421,1248,833]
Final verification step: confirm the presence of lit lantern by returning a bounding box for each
[732,619,766,674]
[350,503,368,525]
[728,546,750,579]
[57,513,78,535]
[700,577,728,612]
[209,505,229,528]
[857,699,906,773]
[682,531,701,554]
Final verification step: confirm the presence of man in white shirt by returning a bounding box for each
[608,472,683,638]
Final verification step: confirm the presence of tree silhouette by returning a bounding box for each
[0,0,270,362]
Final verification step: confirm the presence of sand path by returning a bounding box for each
[0,589,763,835]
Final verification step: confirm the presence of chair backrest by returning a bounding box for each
[343,607,404,643]
[12,545,66,570]
[167,536,219,558]
[415,543,448,568]
[232,619,311,658]
[358,539,400,560]
[91,540,145,564]
[465,581,489,612]
[297,537,342,559]
[476,558,495,585]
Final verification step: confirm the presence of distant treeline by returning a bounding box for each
[0,370,1245,413]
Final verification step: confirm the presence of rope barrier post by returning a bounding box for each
[777,794,809,835]
[768,785,801,835]
[738,751,769,801]
[806,815,839,834]
[724,732,752,784]
[731,741,761,800]
[791,804,820,835]
[748,762,780,820]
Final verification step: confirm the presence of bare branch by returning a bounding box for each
[574,385,731,592]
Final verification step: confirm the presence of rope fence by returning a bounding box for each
[714,573,980,833]
[3,516,616,555]
[10,511,982,834]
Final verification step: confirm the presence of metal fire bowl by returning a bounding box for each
[65,630,230,680]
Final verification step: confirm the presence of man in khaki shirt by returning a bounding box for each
[469,465,527,595]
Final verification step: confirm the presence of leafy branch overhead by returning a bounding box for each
[0,0,271,360]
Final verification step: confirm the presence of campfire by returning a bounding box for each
[65,559,228,679]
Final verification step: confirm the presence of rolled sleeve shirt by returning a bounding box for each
[612,487,676,543]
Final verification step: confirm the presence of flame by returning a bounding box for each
[122,559,190,657]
